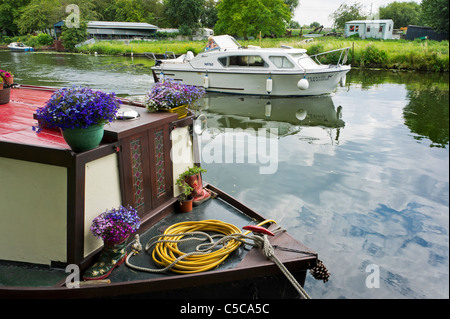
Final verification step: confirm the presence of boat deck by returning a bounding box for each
[0,86,69,149]
[0,86,318,299]
[0,188,317,298]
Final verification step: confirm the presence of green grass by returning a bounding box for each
[76,36,449,72]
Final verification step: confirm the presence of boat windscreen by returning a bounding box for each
[290,53,319,69]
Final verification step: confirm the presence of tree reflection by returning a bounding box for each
[404,86,449,148]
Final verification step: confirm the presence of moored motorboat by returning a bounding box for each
[0,85,328,299]
[151,35,350,96]
[7,42,34,52]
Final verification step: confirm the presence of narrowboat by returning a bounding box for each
[0,85,327,299]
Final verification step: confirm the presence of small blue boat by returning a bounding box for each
[7,42,34,52]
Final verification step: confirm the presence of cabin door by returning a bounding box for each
[119,123,173,217]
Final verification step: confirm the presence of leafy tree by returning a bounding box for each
[215,0,292,39]
[284,0,299,13]
[201,0,218,28]
[310,21,321,29]
[103,0,149,22]
[11,0,99,35]
[421,0,449,36]
[0,0,30,36]
[58,0,101,22]
[379,1,422,28]
[329,2,367,29]
[140,0,167,26]
[60,20,88,50]
[17,0,59,34]
[165,0,204,35]
[289,20,301,29]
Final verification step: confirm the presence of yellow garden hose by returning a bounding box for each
[125,218,312,298]
[126,219,276,274]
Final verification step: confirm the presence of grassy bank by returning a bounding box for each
[76,36,449,72]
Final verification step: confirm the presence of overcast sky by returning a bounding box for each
[293,0,423,27]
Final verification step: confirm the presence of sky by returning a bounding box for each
[293,0,422,28]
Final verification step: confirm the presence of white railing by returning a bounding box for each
[309,47,350,65]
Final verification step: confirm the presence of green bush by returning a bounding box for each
[360,44,387,66]
[36,33,54,46]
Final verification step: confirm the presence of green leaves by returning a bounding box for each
[215,0,292,39]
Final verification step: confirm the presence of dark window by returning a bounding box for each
[220,55,267,67]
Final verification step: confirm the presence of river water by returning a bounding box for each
[1,50,448,299]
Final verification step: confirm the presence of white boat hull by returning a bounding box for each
[150,35,351,96]
[153,67,350,96]
[7,42,34,52]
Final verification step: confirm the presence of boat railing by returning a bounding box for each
[144,51,177,60]
[309,47,350,66]
[144,52,157,60]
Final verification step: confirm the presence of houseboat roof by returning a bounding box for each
[0,87,69,149]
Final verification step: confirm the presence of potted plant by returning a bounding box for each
[145,78,205,119]
[33,86,121,152]
[84,205,140,280]
[175,174,194,213]
[176,166,211,212]
[0,70,14,86]
[0,71,11,105]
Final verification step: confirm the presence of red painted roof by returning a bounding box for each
[0,87,69,149]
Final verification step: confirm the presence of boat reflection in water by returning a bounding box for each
[195,93,345,144]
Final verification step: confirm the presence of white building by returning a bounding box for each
[344,20,394,39]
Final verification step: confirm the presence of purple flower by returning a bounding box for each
[90,205,140,244]
[33,86,121,133]
[145,78,205,112]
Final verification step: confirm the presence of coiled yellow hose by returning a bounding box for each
[149,219,276,274]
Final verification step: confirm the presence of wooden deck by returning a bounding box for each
[0,86,68,149]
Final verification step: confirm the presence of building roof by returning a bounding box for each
[346,19,393,24]
[87,21,157,30]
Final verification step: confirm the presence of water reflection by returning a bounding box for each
[404,86,449,148]
[195,93,345,145]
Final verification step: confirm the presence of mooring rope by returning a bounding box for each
[125,219,312,299]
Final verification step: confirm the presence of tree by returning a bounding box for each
[329,2,367,29]
[215,0,292,39]
[421,0,449,36]
[0,0,30,36]
[17,0,59,34]
[13,0,99,35]
[201,0,218,28]
[165,0,204,35]
[379,1,422,28]
[284,0,299,13]
[310,21,321,29]
[60,20,88,50]
[289,20,301,29]
[103,0,149,22]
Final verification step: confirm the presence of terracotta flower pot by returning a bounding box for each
[179,196,193,213]
[5,76,13,86]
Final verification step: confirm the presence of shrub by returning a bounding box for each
[36,33,54,46]
[361,44,387,66]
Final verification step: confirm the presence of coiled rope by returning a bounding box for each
[125,219,311,299]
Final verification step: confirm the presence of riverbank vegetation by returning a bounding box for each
[1,0,448,71]
[76,37,449,72]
